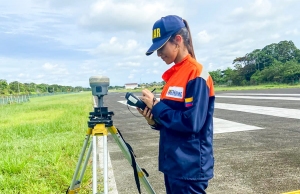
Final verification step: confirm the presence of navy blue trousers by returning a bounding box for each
[164,174,208,194]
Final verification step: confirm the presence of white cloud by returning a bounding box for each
[232,7,244,15]
[152,69,160,74]
[230,0,274,18]
[197,30,214,44]
[115,62,140,68]
[79,0,183,32]
[90,37,139,56]
[36,74,44,79]
[251,0,273,17]
[145,68,161,75]
[18,73,28,78]
[42,63,69,75]
[153,62,160,67]
[43,63,58,70]
[208,63,214,71]
[285,29,299,35]
[128,74,134,79]
[271,33,280,39]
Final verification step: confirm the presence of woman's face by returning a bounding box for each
[156,41,178,65]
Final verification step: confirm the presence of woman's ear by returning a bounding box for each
[174,35,183,45]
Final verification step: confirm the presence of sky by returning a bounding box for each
[0,0,299,87]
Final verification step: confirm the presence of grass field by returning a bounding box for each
[0,92,97,193]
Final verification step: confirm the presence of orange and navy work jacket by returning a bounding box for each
[151,54,215,180]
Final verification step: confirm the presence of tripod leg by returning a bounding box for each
[79,141,93,182]
[92,123,109,194]
[102,135,108,194]
[108,125,156,194]
[92,136,98,193]
[91,135,108,194]
[67,130,92,194]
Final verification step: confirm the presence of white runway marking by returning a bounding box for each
[120,100,300,120]
[118,100,135,108]
[214,118,263,133]
[217,95,300,101]
[215,103,300,120]
[122,94,300,100]
[118,100,264,133]
[222,93,300,97]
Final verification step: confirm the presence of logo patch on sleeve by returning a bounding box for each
[185,97,193,107]
[166,86,184,99]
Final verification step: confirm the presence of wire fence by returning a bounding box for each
[0,92,80,106]
[0,95,30,105]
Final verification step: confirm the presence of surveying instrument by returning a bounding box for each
[66,76,156,194]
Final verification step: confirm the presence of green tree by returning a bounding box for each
[250,70,262,84]
[75,86,83,92]
[259,61,284,83]
[24,82,37,93]
[209,69,224,85]
[273,40,299,63]
[232,40,300,85]
[0,79,9,95]
[282,60,300,83]
[36,83,49,93]
[9,81,25,94]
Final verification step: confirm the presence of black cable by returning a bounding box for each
[127,105,144,117]
[117,128,142,194]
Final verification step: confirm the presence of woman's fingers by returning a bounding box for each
[142,107,151,118]
[147,109,151,118]
[138,106,154,121]
[141,89,154,107]
[137,107,142,114]
[143,107,149,117]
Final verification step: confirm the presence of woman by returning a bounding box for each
[138,15,215,194]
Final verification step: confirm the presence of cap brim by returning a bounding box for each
[145,36,171,56]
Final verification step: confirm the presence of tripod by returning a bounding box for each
[66,95,156,194]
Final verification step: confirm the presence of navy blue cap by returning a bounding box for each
[146,15,185,56]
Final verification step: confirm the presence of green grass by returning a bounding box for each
[0,92,98,193]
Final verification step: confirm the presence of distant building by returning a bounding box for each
[124,83,138,89]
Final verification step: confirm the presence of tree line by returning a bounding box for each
[0,80,90,95]
[209,40,300,86]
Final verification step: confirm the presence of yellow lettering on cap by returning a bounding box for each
[152,28,161,39]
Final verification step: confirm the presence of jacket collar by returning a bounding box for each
[162,54,191,82]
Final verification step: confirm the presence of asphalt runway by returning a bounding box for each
[100,88,300,194]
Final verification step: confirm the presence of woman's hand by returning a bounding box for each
[137,107,156,126]
[141,89,159,109]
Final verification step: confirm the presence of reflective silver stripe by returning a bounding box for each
[199,69,209,81]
